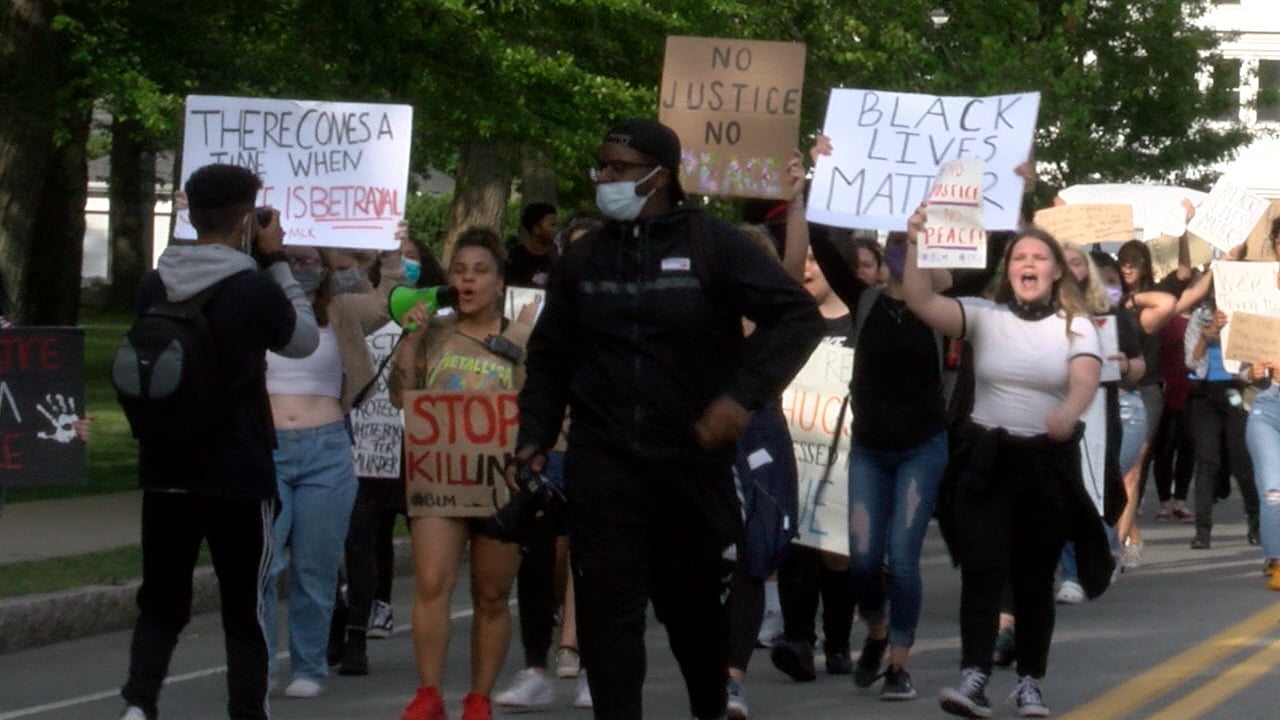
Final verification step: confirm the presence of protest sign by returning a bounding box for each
[779,341,853,556]
[503,287,545,323]
[1056,184,1205,240]
[1034,204,1134,247]
[1223,311,1280,365]
[1213,261,1280,373]
[350,322,403,479]
[1147,233,1215,281]
[658,36,805,200]
[1245,199,1280,261]
[177,95,413,250]
[1092,315,1122,384]
[920,158,986,268]
[402,389,516,517]
[0,328,86,487]
[807,89,1039,231]
[658,37,805,199]
[1079,388,1107,516]
[1187,177,1270,253]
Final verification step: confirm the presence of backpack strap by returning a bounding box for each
[850,286,881,351]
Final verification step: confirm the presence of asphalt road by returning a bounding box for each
[1,502,1277,720]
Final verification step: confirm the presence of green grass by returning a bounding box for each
[0,544,211,600]
[7,311,138,503]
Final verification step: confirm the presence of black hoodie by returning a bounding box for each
[517,206,824,463]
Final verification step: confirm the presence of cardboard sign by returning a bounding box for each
[1056,184,1205,240]
[921,158,986,268]
[402,389,516,516]
[659,36,806,199]
[177,95,413,250]
[1146,233,1215,282]
[1213,261,1280,373]
[1034,204,1134,247]
[807,89,1039,231]
[779,342,853,557]
[1187,177,1270,253]
[350,322,403,479]
[0,328,86,487]
[1224,311,1280,365]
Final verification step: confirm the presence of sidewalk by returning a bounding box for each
[0,491,142,564]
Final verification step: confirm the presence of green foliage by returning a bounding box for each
[404,191,453,260]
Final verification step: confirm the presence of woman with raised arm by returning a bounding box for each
[901,208,1106,719]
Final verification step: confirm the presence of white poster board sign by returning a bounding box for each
[1093,315,1121,383]
[351,322,405,479]
[177,95,413,250]
[779,341,853,557]
[1079,388,1107,516]
[504,287,545,323]
[1056,184,1206,241]
[1188,177,1270,253]
[1213,261,1280,373]
[921,158,986,268]
[807,89,1039,231]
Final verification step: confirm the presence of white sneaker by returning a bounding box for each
[574,670,593,709]
[556,646,581,678]
[284,678,325,698]
[495,668,555,708]
[118,707,148,720]
[367,599,394,639]
[756,609,783,648]
[1055,580,1085,605]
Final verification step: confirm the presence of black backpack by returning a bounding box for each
[112,275,242,441]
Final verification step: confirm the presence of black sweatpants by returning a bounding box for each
[517,529,562,669]
[344,478,405,631]
[776,544,854,654]
[566,444,739,720]
[122,491,274,720]
[726,547,765,671]
[1150,406,1195,503]
[1189,384,1259,534]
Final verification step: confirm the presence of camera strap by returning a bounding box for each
[350,329,410,409]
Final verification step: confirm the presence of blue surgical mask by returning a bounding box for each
[1106,284,1124,306]
[595,167,659,221]
[331,267,365,294]
[402,257,422,286]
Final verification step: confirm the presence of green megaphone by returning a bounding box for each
[388,285,459,331]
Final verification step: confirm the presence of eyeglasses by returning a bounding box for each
[1118,257,1145,268]
[589,160,656,182]
[287,256,323,270]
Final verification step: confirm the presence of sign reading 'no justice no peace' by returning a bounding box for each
[659,36,806,200]
[177,95,413,251]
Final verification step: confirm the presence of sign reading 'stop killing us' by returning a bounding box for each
[0,328,86,487]
[808,89,1039,231]
[176,95,413,250]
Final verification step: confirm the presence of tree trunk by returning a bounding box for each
[106,116,156,312]
[0,0,58,323]
[444,142,515,262]
[24,104,91,325]
[519,145,558,207]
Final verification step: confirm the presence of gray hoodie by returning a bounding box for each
[156,243,319,358]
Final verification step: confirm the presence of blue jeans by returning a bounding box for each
[1118,390,1147,475]
[1247,386,1280,559]
[262,420,359,682]
[847,431,947,649]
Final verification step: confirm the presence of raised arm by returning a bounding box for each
[781,151,808,284]
[1129,290,1177,334]
[902,206,965,339]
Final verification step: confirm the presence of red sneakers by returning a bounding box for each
[461,693,493,720]
[402,686,446,720]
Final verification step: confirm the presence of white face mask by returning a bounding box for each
[595,167,660,221]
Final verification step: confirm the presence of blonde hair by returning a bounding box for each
[738,223,780,262]
[1062,242,1111,315]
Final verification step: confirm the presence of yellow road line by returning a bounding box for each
[1144,636,1280,720]
[1060,603,1280,720]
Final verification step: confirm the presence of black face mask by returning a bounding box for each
[1007,297,1059,321]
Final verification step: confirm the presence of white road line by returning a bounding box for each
[0,607,480,720]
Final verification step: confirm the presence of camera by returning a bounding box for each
[255,207,272,227]
[486,463,567,544]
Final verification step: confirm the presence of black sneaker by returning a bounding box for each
[339,631,368,676]
[1009,675,1050,717]
[880,664,917,701]
[1190,534,1211,550]
[770,640,816,682]
[993,626,1016,667]
[853,636,888,688]
[938,667,992,718]
[826,650,853,675]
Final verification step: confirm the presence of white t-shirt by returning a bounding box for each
[961,297,1102,437]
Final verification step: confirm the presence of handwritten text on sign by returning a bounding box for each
[1033,204,1135,247]
[1213,261,1280,373]
[402,390,516,517]
[0,328,86,487]
[808,89,1039,232]
[177,95,412,250]
[1224,312,1280,365]
[1188,177,1270,253]
[659,36,806,200]
[921,158,985,268]
[779,342,853,556]
[350,322,403,479]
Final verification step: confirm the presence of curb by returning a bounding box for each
[0,537,414,655]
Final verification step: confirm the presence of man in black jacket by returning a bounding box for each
[118,164,319,720]
[510,119,824,720]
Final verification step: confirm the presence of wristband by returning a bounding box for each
[259,251,288,268]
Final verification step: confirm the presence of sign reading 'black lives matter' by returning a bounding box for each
[0,328,86,487]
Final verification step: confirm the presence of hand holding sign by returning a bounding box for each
[920,158,986,269]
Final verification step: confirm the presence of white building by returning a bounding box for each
[1205,0,1280,198]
